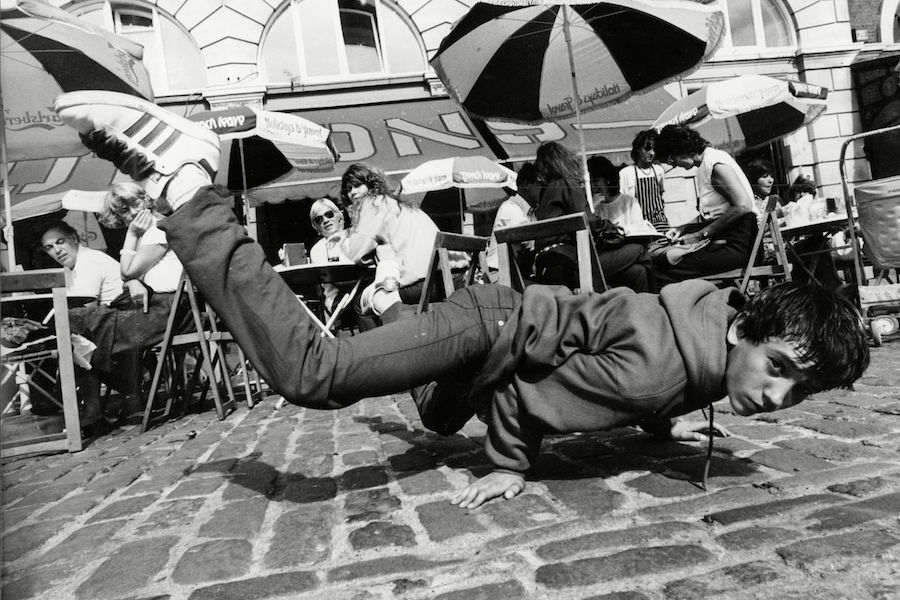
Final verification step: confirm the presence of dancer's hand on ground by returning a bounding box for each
[669,419,731,442]
[450,471,524,509]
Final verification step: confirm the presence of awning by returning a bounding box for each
[246,86,677,206]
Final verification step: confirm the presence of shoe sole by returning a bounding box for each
[55,90,220,175]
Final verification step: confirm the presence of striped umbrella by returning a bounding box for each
[189,106,339,192]
[431,0,725,204]
[652,74,829,154]
[2,0,153,265]
[400,156,516,194]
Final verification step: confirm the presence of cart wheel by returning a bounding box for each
[870,322,883,347]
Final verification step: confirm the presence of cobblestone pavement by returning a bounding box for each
[2,343,899,600]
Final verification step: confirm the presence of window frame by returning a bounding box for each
[713,0,796,59]
[263,0,426,85]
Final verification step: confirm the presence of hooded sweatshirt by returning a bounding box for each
[472,280,742,474]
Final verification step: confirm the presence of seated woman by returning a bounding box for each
[651,125,758,291]
[40,221,123,305]
[339,163,468,318]
[67,182,186,432]
[783,174,843,290]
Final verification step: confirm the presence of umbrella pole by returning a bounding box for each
[238,138,257,240]
[459,188,465,233]
[562,6,594,214]
[0,92,17,269]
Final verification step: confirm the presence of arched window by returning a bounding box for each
[69,1,207,94]
[261,0,426,85]
[716,0,794,53]
[881,0,900,43]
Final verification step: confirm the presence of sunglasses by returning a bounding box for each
[313,210,336,224]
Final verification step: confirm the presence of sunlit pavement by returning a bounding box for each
[2,342,899,600]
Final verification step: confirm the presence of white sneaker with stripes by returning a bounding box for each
[54,90,220,200]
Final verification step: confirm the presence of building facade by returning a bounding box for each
[8,0,900,258]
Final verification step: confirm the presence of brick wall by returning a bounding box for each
[847,0,887,42]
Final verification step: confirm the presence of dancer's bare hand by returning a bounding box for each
[669,419,731,442]
[450,471,524,509]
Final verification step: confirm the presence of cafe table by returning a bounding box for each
[780,214,860,287]
[277,262,373,336]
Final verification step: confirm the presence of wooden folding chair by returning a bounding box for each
[418,232,490,313]
[494,213,606,294]
[141,273,239,432]
[703,196,791,293]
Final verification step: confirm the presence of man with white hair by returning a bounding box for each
[308,198,353,315]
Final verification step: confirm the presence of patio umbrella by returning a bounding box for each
[1,0,153,265]
[189,106,339,192]
[400,155,516,231]
[652,74,829,155]
[430,0,726,203]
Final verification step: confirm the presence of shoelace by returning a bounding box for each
[701,402,715,491]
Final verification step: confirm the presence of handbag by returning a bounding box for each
[590,218,627,250]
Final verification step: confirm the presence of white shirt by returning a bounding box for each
[695,147,753,220]
[619,163,665,198]
[486,194,534,270]
[309,229,353,311]
[67,246,123,304]
[139,224,183,293]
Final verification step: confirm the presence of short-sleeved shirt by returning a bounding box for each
[139,223,183,293]
[695,147,753,220]
[67,246,123,304]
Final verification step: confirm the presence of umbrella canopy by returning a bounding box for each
[431,0,725,124]
[1,0,154,161]
[189,106,339,191]
[652,74,829,154]
[400,155,517,194]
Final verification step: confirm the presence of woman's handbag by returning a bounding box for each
[590,218,627,250]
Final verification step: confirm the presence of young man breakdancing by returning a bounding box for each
[55,92,870,509]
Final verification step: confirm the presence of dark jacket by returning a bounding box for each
[472,280,742,473]
[533,178,591,251]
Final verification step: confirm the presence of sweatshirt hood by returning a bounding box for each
[658,281,743,407]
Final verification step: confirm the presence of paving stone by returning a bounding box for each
[166,477,224,498]
[416,500,486,542]
[748,448,836,473]
[280,476,338,503]
[536,544,712,588]
[639,486,773,521]
[342,449,380,467]
[222,460,278,500]
[198,497,268,538]
[37,493,102,520]
[715,526,801,550]
[703,494,844,525]
[348,520,416,549]
[583,592,651,600]
[664,560,784,600]
[625,472,708,498]
[761,463,899,493]
[15,483,80,507]
[2,518,69,563]
[338,466,389,491]
[776,437,887,462]
[344,487,400,523]
[389,449,437,471]
[286,453,334,478]
[2,561,81,600]
[328,555,464,581]
[827,476,892,497]
[777,530,900,566]
[480,493,560,529]
[608,438,704,459]
[171,538,252,584]
[37,520,128,567]
[806,491,900,531]
[74,536,178,600]
[87,493,159,523]
[187,570,319,600]
[536,521,707,560]
[432,579,525,600]
[796,418,895,439]
[396,469,452,495]
[662,455,768,487]
[265,504,333,568]
[543,477,625,517]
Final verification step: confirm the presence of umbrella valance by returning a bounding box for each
[400,156,517,194]
[652,75,829,153]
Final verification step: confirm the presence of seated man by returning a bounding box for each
[57,91,871,509]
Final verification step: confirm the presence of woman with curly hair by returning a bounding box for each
[651,125,757,289]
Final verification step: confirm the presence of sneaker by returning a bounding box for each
[54,90,220,200]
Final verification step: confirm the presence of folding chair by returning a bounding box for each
[494,212,606,293]
[703,196,791,293]
[1,269,82,455]
[141,273,240,432]
[418,232,490,313]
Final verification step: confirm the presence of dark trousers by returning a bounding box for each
[161,187,520,410]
